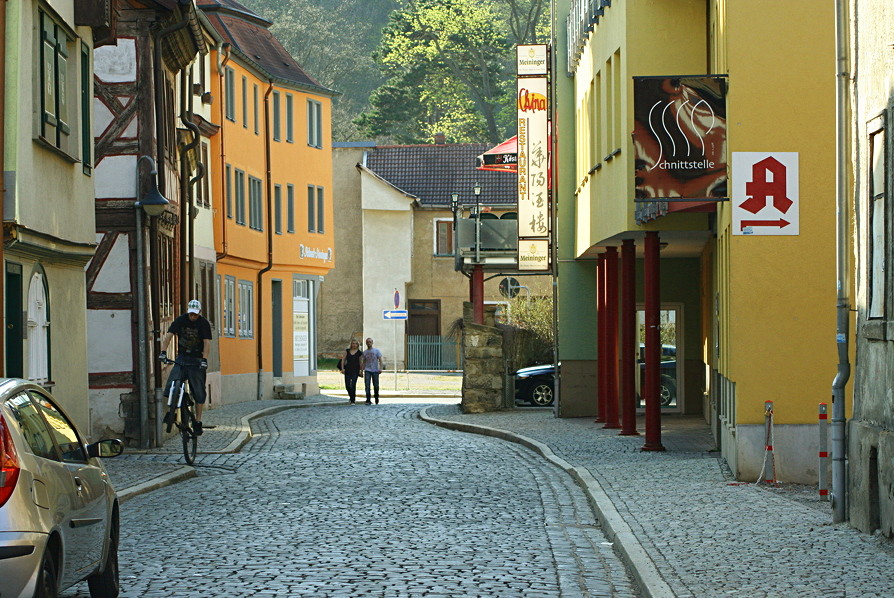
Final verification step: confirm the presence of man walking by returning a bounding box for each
[361,337,384,404]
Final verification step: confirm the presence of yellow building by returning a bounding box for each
[556,0,839,482]
[200,0,336,401]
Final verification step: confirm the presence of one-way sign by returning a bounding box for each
[383,310,408,320]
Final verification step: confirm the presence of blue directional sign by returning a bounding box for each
[383,310,408,320]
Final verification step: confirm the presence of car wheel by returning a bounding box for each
[87,514,120,598]
[659,375,677,407]
[34,548,58,598]
[530,383,554,406]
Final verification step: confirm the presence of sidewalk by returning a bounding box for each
[104,393,894,598]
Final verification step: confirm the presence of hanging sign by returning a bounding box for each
[732,152,800,236]
[517,76,549,238]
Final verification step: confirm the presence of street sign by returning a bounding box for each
[383,310,408,320]
[393,289,400,309]
[499,276,521,298]
[732,152,799,236]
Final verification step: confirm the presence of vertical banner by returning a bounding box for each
[632,76,728,202]
[517,76,549,239]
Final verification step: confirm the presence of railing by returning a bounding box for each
[407,335,460,371]
[456,218,518,252]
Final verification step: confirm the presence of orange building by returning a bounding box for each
[199,0,336,402]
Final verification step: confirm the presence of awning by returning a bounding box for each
[476,136,517,172]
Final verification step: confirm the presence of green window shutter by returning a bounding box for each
[41,15,58,140]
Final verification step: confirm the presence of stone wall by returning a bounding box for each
[460,303,505,413]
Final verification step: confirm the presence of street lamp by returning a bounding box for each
[134,156,169,448]
[472,183,482,263]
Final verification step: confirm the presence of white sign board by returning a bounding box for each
[732,152,799,236]
[518,239,550,271]
[517,76,549,238]
[383,310,408,320]
[517,44,548,76]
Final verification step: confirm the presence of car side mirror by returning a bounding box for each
[87,438,124,459]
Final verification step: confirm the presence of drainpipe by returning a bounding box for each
[0,0,7,374]
[216,43,231,261]
[151,1,191,389]
[831,0,851,524]
[257,81,274,400]
[180,67,202,303]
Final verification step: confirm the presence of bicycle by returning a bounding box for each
[161,357,199,465]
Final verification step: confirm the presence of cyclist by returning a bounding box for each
[158,299,212,435]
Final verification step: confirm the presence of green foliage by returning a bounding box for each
[501,294,554,368]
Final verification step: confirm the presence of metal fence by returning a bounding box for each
[407,335,460,371]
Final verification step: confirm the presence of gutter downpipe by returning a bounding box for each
[180,66,203,302]
[216,43,232,261]
[832,0,851,524]
[257,81,274,400]
[152,4,191,396]
[0,0,7,374]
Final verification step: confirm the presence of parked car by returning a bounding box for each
[0,379,123,598]
[637,344,677,407]
[515,364,556,406]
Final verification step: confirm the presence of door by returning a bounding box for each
[272,280,282,377]
[635,305,683,412]
[5,264,23,377]
[407,300,440,336]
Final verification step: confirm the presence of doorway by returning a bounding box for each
[635,304,683,412]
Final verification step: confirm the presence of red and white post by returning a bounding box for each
[818,403,829,500]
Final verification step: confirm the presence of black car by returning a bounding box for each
[514,364,556,406]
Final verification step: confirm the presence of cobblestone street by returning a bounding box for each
[61,402,637,597]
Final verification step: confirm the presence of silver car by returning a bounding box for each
[0,379,123,598]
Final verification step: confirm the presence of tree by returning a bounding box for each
[357,0,516,145]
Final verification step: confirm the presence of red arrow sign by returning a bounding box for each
[740,218,790,231]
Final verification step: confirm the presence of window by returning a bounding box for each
[235,169,246,225]
[224,66,235,121]
[317,187,325,233]
[274,184,282,234]
[286,94,294,142]
[253,85,259,134]
[307,185,315,232]
[434,219,454,255]
[287,184,295,233]
[238,280,254,338]
[159,235,174,319]
[223,276,235,336]
[80,43,91,173]
[39,9,73,153]
[307,99,322,148]
[249,176,263,231]
[241,76,248,127]
[225,164,232,219]
[27,272,50,384]
[200,143,210,208]
[32,391,86,462]
[869,115,886,319]
[196,260,216,327]
[6,393,57,460]
[272,91,281,141]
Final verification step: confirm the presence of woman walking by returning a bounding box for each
[338,339,364,404]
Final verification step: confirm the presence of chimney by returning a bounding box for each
[434,132,446,145]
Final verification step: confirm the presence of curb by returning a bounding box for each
[418,406,675,598]
[117,466,196,504]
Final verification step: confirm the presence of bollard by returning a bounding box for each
[757,401,776,484]
[818,403,829,500]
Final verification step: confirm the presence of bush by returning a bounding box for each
[500,295,555,369]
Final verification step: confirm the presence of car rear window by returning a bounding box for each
[5,393,57,460]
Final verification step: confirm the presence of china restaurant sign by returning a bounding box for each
[517,44,550,271]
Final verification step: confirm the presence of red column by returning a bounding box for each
[472,265,484,324]
[619,239,639,436]
[595,254,606,423]
[603,247,620,429]
[642,232,665,451]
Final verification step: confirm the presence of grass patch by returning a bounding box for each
[317,357,340,371]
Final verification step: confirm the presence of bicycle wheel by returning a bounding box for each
[180,406,198,465]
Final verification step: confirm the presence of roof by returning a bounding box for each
[364,144,517,208]
[197,0,334,95]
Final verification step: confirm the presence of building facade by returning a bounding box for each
[199,0,336,402]
[2,0,106,430]
[323,141,549,371]
[555,0,839,483]
[848,0,894,537]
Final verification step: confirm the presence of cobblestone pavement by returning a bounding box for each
[62,401,637,597]
[422,406,894,598]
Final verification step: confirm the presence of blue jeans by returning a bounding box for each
[364,371,380,402]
